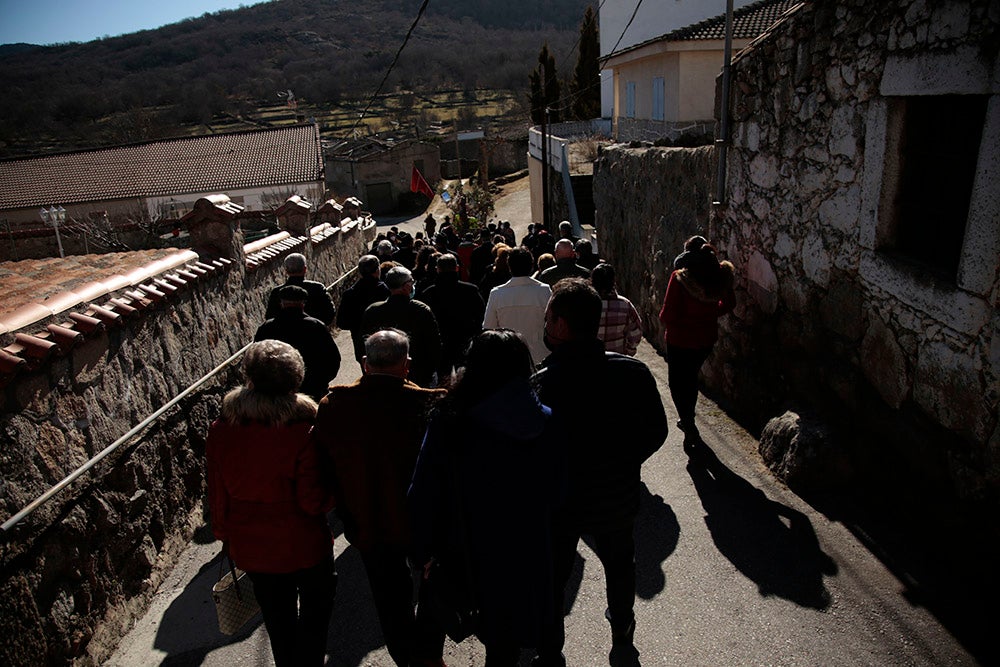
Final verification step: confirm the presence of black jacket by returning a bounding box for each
[255,309,341,401]
[419,272,485,374]
[362,295,442,388]
[265,277,337,325]
[337,275,391,362]
[532,340,668,530]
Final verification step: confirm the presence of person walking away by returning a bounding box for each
[314,330,447,666]
[591,263,643,357]
[482,247,551,366]
[336,255,391,372]
[532,279,668,667]
[362,266,442,387]
[409,330,564,666]
[206,340,336,667]
[264,252,337,325]
[419,253,485,380]
[537,240,591,286]
[658,243,735,437]
[255,285,341,401]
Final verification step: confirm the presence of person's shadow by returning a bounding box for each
[685,436,836,609]
[572,483,679,608]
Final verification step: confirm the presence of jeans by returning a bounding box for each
[248,557,337,667]
[666,344,713,422]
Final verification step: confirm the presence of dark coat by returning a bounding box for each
[314,374,445,553]
[537,258,591,286]
[419,272,485,375]
[362,295,442,387]
[532,340,668,531]
[255,309,342,400]
[207,389,333,574]
[409,379,563,648]
[336,275,391,362]
[265,276,336,325]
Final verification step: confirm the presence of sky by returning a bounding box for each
[0,0,272,46]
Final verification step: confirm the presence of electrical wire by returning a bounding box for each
[348,0,431,137]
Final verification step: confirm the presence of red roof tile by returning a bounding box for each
[0,124,323,210]
[604,0,802,61]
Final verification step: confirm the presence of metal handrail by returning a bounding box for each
[1,343,251,532]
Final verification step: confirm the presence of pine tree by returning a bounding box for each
[529,43,561,125]
[540,43,561,124]
[571,6,601,121]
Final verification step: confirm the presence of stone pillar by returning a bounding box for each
[274,195,313,235]
[181,194,246,263]
[317,199,343,227]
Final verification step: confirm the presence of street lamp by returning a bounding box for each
[39,205,66,258]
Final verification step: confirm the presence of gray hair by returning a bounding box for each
[385,266,414,290]
[358,254,380,276]
[365,329,409,370]
[283,253,307,275]
[243,340,305,395]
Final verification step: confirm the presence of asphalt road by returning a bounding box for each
[107,181,979,665]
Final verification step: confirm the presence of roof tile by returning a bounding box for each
[0,124,323,211]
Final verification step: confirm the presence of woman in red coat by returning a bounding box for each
[658,243,736,436]
[207,340,335,667]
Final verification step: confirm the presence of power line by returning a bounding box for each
[349,0,431,137]
[533,0,642,118]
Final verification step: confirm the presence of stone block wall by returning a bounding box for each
[0,221,374,665]
[595,0,999,510]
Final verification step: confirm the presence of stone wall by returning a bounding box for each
[0,221,374,665]
[595,0,999,510]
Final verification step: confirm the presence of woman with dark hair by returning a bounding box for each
[409,330,563,665]
[478,243,512,300]
[206,340,336,667]
[658,243,736,437]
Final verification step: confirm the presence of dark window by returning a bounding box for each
[414,159,425,174]
[880,95,987,278]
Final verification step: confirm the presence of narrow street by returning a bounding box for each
[108,178,977,666]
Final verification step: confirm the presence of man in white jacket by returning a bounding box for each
[483,246,552,365]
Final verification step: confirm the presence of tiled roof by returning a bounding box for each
[604,0,803,61]
[0,124,323,211]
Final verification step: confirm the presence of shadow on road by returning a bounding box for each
[154,550,262,666]
[324,546,388,666]
[684,435,836,609]
[633,484,679,600]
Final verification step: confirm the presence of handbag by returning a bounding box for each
[423,557,479,642]
[211,550,260,635]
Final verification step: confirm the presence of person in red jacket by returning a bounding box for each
[207,340,336,667]
[658,243,736,437]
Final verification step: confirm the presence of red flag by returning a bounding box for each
[410,166,435,199]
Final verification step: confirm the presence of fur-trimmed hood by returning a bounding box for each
[675,260,735,303]
[221,386,318,426]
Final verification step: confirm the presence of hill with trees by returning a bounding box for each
[0,0,595,157]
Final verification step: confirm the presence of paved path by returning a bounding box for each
[108,181,979,665]
[108,328,977,666]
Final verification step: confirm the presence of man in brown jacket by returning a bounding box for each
[312,329,446,666]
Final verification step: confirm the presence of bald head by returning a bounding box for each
[554,239,576,260]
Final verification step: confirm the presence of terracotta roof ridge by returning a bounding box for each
[0,249,227,386]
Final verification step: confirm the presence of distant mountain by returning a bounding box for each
[0,0,593,157]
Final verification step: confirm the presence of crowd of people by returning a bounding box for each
[206,219,735,666]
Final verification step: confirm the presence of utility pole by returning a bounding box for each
[541,107,550,231]
[714,0,735,207]
[39,206,66,259]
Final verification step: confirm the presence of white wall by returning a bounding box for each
[599,0,756,116]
